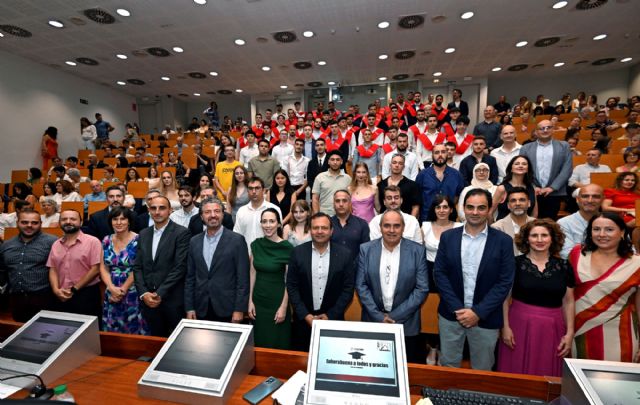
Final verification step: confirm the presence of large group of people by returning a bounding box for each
[1,90,639,378]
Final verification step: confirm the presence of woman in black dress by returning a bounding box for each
[268,169,296,225]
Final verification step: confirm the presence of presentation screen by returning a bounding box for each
[0,317,83,364]
[583,369,640,405]
[313,329,399,397]
[154,327,242,380]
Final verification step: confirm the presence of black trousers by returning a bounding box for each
[141,297,184,337]
[202,300,232,323]
[405,334,427,364]
[537,195,563,220]
[54,284,102,327]
[11,289,55,323]
[291,319,312,352]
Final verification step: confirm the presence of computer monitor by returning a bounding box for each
[561,358,640,405]
[138,320,254,405]
[305,320,410,405]
[0,311,100,387]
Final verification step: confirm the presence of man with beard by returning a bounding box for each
[432,94,449,127]
[0,209,57,322]
[491,187,535,256]
[84,185,136,239]
[169,186,198,228]
[381,133,423,181]
[47,209,102,318]
[405,91,426,126]
[415,144,464,222]
[447,88,469,118]
[414,113,447,167]
[473,106,502,151]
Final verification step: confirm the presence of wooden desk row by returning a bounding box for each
[0,320,561,404]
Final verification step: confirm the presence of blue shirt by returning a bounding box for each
[415,166,465,222]
[330,215,370,259]
[94,120,111,139]
[203,228,223,270]
[82,191,106,211]
[460,225,488,308]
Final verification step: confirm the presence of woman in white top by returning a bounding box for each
[421,195,463,293]
[145,166,161,189]
[52,180,82,204]
[40,198,60,228]
[458,162,498,222]
[159,170,181,212]
[282,200,312,247]
[80,117,97,152]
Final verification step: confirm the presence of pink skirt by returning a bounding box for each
[497,299,566,377]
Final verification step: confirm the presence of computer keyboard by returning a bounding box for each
[421,386,548,405]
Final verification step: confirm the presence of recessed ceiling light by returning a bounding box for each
[378,77,387,81]
[552,1,568,9]
[302,30,314,38]
[193,93,201,96]
[48,20,64,28]
[65,61,76,66]
[317,60,327,66]
[433,71,442,77]
[161,76,170,81]
[378,54,388,60]
[516,40,528,47]
[0,33,4,38]
[261,66,271,71]
[116,54,127,60]
[621,57,633,63]
[234,39,245,46]
[328,81,336,85]
[209,71,218,76]
[280,85,288,89]
[491,67,502,72]
[235,89,243,93]
[444,47,456,54]
[377,21,390,29]
[433,79,440,83]
[460,11,474,19]
[554,62,565,67]
[116,81,126,85]
[193,0,206,4]
[173,47,184,53]
[592,34,607,41]
[116,8,131,17]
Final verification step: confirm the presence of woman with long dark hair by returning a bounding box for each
[41,126,58,171]
[491,155,538,220]
[268,169,296,225]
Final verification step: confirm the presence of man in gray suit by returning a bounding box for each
[185,198,249,323]
[356,209,429,363]
[133,196,191,337]
[519,119,573,219]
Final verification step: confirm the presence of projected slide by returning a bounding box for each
[0,317,82,364]
[314,330,399,397]
[584,370,640,405]
[155,328,241,380]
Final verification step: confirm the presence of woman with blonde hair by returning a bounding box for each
[159,170,180,211]
[348,162,380,222]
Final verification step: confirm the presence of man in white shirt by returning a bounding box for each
[380,133,423,180]
[369,185,422,243]
[284,138,310,200]
[412,113,446,165]
[233,177,282,251]
[271,131,294,168]
[169,186,198,228]
[568,148,611,197]
[238,131,259,166]
[449,116,475,166]
[490,125,522,183]
[557,184,603,259]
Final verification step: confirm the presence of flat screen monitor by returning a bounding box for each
[140,320,253,394]
[305,320,409,405]
[562,358,640,405]
[0,311,98,377]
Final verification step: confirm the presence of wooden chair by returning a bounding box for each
[78,150,92,160]
[114,168,129,181]
[3,227,19,240]
[32,183,44,198]
[421,294,440,334]
[127,182,149,198]
[636,199,640,222]
[589,172,618,189]
[43,227,64,237]
[551,129,567,141]
[534,115,551,123]
[344,293,361,322]
[609,109,629,119]
[103,158,118,167]
[91,169,106,180]
[78,182,93,196]
[11,170,28,183]
[88,201,108,217]
[559,113,578,122]
[60,201,84,216]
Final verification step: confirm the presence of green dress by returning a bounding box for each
[251,237,294,349]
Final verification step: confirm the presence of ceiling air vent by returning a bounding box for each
[507,64,529,72]
[273,31,297,43]
[83,8,116,24]
[0,25,32,37]
[592,58,615,65]
[293,61,312,69]
[188,72,207,79]
[147,47,171,57]
[307,82,322,87]
[398,15,425,29]
[392,74,409,80]
[395,50,416,60]
[217,90,232,95]
[534,37,560,47]
[127,79,146,85]
[76,57,99,66]
[576,0,608,10]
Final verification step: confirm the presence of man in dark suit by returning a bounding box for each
[132,196,191,337]
[306,137,329,193]
[519,119,573,220]
[133,189,161,232]
[185,198,249,322]
[434,188,514,370]
[286,213,356,351]
[187,186,234,236]
[447,88,469,118]
[356,209,429,363]
[83,185,136,240]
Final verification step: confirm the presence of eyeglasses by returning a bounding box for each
[538,126,553,131]
[385,265,391,285]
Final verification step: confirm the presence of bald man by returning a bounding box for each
[557,184,604,259]
[490,125,522,183]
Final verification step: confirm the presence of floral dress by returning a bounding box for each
[101,234,147,334]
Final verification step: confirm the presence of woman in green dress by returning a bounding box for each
[248,208,294,349]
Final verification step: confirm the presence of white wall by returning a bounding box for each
[488,67,631,107]
[0,50,137,182]
[628,63,640,100]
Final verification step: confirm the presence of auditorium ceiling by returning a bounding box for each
[0,0,637,98]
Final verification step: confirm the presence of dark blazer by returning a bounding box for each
[132,220,191,306]
[184,228,249,319]
[187,213,234,236]
[286,241,355,322]
[519,140,573,196]
[134,212,152,233]
[83,207,138,241]
[447,100,469,117]
[434,226,514,329]
[306,155,329,191]
[355,238,429,336]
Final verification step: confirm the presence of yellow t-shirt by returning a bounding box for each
[215,160,242,200]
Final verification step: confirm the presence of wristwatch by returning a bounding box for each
[70,286,78,294]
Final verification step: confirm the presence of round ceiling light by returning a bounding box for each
[378,21,390,29]
[433,71,443,77]
[65,61,77,66]
[261,66,271,71]
[116,81,126,85]
[460,11,474,19]
[173,46,184,53]
[235,89,243,93]
[516,40,528,47]
[328,81,336,85]
[116,8,130,17]
[444,47,456,54]
[554,62,565,67]
[592,34,607,41]
[116,54,127,59]
[621,57,633,63]
[193,0,206,4]
[193,93,201,96]
[378,54,388,60]
[48,20,64,28]
[209,71,218,76]
[317,60,327,66]
[378,77,387,81]
[491,67,502,72]
[161,76,170,81]
[552,1,568,9]
[234,39,245,46]
[280,85,288,89]
[302,30,314,38]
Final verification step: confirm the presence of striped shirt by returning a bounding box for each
[0,232,58,293]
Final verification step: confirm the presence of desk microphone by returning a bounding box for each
[0,373,54,400]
